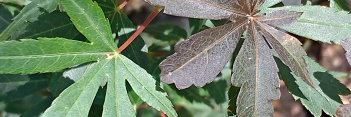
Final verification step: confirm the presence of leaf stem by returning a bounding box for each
[118,6,163,52]
[116,0,128,11]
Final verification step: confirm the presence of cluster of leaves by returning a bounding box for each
[0,0,351,117]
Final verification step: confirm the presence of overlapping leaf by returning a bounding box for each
[258,22,314,86]
[60,0,116,51]
[0,4,13,33]
[330,0,350,11]
[14,11,80,39]
[0,0,59,41]
[277,57,351,116]
[0,75,50,101]
[0,75,29,97]
[268,6,351,44]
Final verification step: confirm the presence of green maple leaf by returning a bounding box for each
[0,0,177,116]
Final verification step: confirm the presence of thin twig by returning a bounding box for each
[118,6,163,52]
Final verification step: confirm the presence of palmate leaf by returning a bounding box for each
[144,0,326,116]
[0,38,108,74]
[0,0,59,41]
[231,23,280,116]
[0,0,176,116]
[60,0,117,51]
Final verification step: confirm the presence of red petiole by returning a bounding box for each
[118,6,163,52]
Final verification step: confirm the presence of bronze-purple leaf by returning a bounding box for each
[258,22,314,87]
[145,0,246,20]
[232,22,280,116]
[258,10,302,26]
[341,38,351,65]
[144,0,314,116]
[336,104,351,117]
[160,19,247,89]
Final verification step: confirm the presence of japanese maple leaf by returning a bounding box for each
[145,0,314,116]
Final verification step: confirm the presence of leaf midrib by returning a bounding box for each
[296,18,351,28]
[250,22,260,117]
[67,0,115,51]
[258,22,310,84]
[259,14,300,22]
[170,20,247,75]
[0,15,10,24]
[0,51,112,59]
[62,60,110,117]
[25,23,74,38]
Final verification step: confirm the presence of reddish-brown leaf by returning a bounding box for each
[160,19,247,89]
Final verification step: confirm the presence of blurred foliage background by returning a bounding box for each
[0,0,350,117]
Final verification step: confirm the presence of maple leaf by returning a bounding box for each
[145,0,315,116]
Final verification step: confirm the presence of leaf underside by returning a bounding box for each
[336,104,351,117]
[159,20,246,89]
[258,22,314,87]
[341,39,351,65]
[231,22,280,116]
[146,0,318,116]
